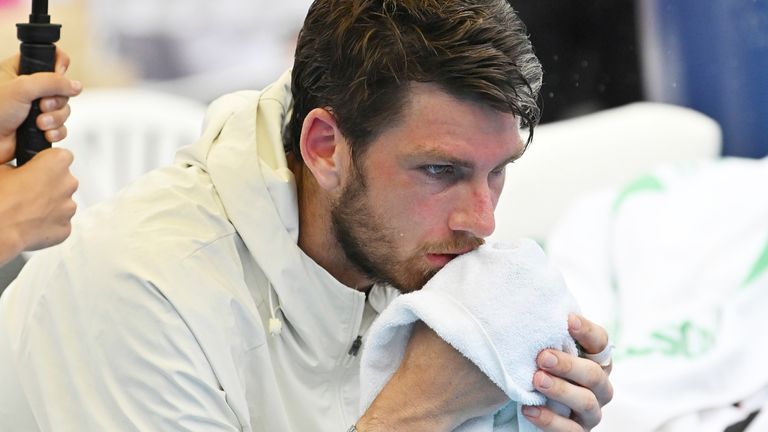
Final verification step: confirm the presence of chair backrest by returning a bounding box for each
[491,102,723,243]
[62,88,207,208]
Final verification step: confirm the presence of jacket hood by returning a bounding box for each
[175,72,398,362]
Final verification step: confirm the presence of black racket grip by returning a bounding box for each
[15,42,57,166]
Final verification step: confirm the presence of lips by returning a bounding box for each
[425,248,476,266]
[425,244,481,267]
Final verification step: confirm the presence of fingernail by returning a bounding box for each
[539,351,557,369]
[47,129,60,141]
[569,314,582,331]
[537,372,553,389]
[522,406,541,418]
[40,115,54,128]
[71,80,82,92]
[42,98,57,111]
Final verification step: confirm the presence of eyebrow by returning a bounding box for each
[407,148,524,170]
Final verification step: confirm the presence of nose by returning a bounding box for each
[448,182,497,238]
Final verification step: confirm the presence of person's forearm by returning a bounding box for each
[356,322,508,431]
[356,404,452,432]
[355,368,459,432]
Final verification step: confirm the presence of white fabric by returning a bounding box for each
[0,71,399,431]
[547,157,768,431]
[491,102,721,243]
[657,387,768,432]
[360,239,580,432]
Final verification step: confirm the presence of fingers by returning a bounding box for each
[25,148,77,198]
[54,48,71,74]
[531,369,602,429]
[37,96,72,142]
[32,146,75,170]
[13,73,82,104]
[568,314,609,356]
[0,54,20,78]
[36,103,71,143]
[537,349,614,406]
[523,316,615,431]
[39,95,70,113]
[25,148,78,247]
[1,50,69,76]
[36,103,71,129]
[0,148,77,252]
[0,51,79,143]
[522,405,586,432]
[43,125,68,143]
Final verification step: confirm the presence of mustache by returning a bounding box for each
[419,235,485,255]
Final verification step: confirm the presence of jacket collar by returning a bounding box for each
[177,72,399,360]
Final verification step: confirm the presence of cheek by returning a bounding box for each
[400,194,454,241]
[366,169,452,240]
[374,187,447,243]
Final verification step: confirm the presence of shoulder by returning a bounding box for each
[81,164,236,264]
[7,163,268,362]
[13,162,244,312]
[203,90,264,130]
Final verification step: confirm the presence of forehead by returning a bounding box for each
[365,82,525,164]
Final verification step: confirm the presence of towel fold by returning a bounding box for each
[359,239,580,431]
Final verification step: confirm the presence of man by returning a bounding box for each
[0,52,81,266]
[0,1,613,431]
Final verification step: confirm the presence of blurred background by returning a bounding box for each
[0,0,313,100]
[2,0,765,158]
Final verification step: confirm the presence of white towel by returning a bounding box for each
[359,239,580,432]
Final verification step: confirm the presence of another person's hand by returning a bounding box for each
[522,314,614,431]
[0,51,81,266]
[0,51,81,158]
[0,147,78,264]
[357,321,508,431]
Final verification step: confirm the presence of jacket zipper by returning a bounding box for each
[347,335,363,357]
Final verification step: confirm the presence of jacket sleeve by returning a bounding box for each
[10,250,244,432]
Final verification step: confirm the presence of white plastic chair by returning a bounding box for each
[491,102,723,243]
[62,87,207,208]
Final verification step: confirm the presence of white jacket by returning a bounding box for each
[0,72,399,432]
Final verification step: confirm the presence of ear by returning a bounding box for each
[300,108,349,191]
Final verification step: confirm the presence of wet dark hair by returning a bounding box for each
[286,0,543,162]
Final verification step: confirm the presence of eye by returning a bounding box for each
[422,164,455,178]
[490,164,507,177]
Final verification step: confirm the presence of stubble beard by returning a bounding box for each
[331,169,483,293]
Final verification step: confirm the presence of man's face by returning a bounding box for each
[331,83,525,293]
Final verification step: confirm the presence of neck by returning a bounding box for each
[291,159,373,292]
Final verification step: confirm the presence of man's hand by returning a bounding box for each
[0,50,82,161]
[357,321,508,431]
[522,314,614,431]
[0,147,78,264]
[0,50,81,265]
